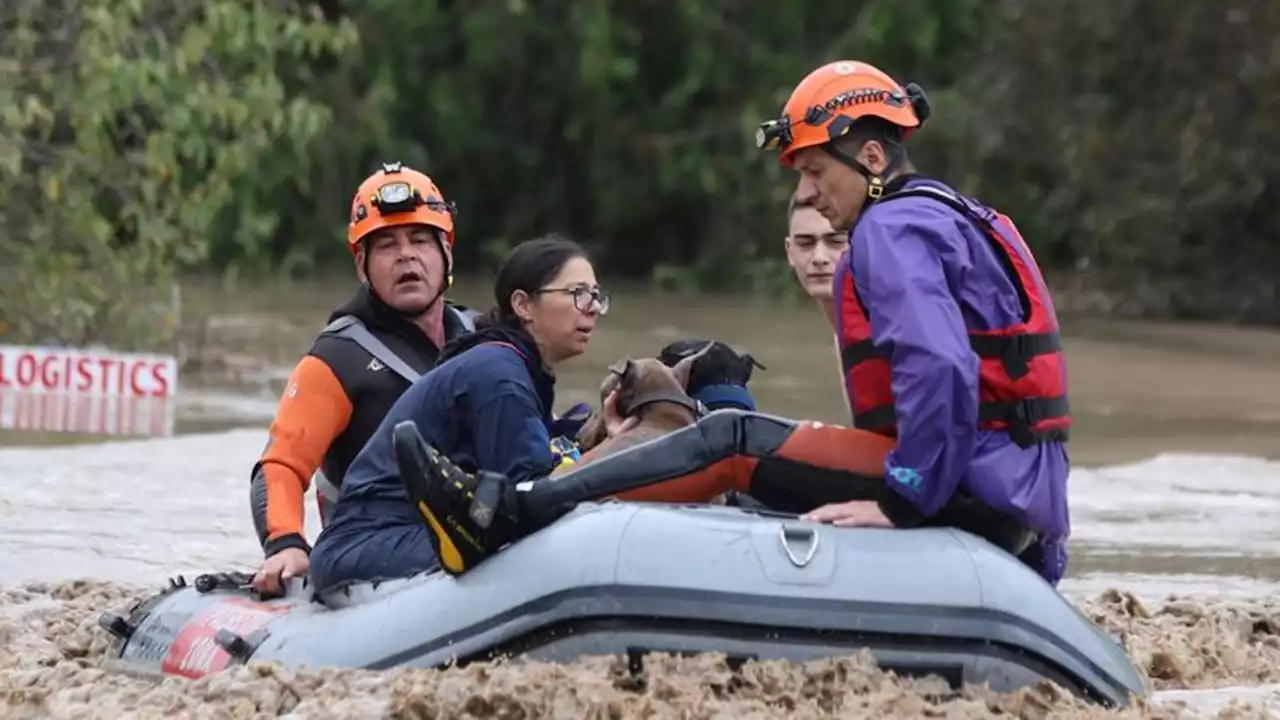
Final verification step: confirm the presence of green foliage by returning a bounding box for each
[946,0,1280,321]
[4,0,1279,353]
[0,0,354,348]
[251,0,1001,288]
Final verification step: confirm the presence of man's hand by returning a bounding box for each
[602,390,640,438]
[801,500,895,528]
[252,547,309,594]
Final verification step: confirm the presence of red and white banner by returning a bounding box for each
[0,344,179,437]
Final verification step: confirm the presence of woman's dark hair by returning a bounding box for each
[477,233,590,330]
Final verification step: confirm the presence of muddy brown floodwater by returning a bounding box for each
[1,581,1277,719]
[3,276,1280,718]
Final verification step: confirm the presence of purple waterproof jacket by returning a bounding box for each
[835,174,1071,585]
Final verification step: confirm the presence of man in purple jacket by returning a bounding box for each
[396,61,1074,586]
[755,60,1074,585]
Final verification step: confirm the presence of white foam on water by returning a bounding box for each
[1068,453,1280,559]
[1152,683,1280,716]
[1061,572,1280,602]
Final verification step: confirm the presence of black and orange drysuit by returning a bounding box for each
[249,286,477,558]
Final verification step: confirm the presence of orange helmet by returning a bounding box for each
[756,61,929,169]
[346,162,456,256]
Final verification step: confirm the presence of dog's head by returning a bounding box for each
[575,343,713,449]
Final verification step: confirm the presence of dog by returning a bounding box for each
[551,342,714,476]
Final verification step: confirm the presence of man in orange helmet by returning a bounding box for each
[248,162,481,594]
[756,61,1073,585]
[384,65,1070,587]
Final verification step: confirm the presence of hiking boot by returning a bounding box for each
[392,420,522,576]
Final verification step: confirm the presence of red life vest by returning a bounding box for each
[835,184,1071,449]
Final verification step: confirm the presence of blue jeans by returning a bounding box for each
[309,511,439,592]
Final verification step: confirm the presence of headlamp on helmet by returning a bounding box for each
[374,181,413,208]
[367,181,457,219]
[755,116,793,150]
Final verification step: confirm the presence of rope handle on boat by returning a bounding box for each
[194,571,257,594]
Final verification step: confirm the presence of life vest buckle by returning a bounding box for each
[1002,335,1033,381]
[1006,409,1037,449]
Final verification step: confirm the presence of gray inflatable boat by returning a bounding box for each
[98,501,1146,707]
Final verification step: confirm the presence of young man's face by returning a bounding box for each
[785,205,848,301]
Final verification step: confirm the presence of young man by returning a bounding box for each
[248,162,480,594]
[758,60,1073,584]
[784,190,853,419]
[784,191,848,321]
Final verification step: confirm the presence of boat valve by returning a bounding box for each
[214,629,255,661]
[97,612,135,640]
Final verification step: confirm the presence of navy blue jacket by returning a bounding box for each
[344,325,554,502]
[308,324,556,589]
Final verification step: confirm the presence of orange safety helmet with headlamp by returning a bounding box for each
[756,60,932,199]
[347,162,459,286]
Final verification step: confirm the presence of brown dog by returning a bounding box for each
[552,343,713,476]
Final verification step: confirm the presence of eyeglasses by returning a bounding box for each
[535,286,611,315]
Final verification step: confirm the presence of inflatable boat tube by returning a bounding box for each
[98,501,1146,707]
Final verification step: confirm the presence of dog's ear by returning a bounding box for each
[608,358,636,380]
[597,372,622,402]
[614,358,651,415]
[599,358,633,403]
[670,342,714,390]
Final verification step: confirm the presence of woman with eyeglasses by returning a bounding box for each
[308,233,632,592]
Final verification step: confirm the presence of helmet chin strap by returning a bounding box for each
[822,143,906,202]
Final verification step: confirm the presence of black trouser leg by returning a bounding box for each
[523,410,887,511]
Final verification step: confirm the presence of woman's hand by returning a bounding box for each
[602,390,640,438]
[801,500,895,528]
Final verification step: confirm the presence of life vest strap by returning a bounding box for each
[875,184,988,224]
[852,396,1070,447]
[840,339,887,369]
[977,395,1070,449]
[968,331,1062,380]
[842,331,1061,378]
[852,404,897,434]
[977,395,1069,424]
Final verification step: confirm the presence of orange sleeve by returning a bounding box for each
[258,355,353,543]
